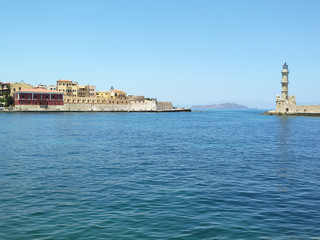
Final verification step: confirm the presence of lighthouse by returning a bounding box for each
[281,62,289,100]
[275,62,296,114]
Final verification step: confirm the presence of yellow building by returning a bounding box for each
[95,89,129,105]
[96,91,108,99]
[56,79,78,97]
[78,85,95,97]
[10,82,33,96]
[64,96,107,104]
[109,89,127,99]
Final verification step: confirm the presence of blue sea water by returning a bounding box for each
[0,110,320,240]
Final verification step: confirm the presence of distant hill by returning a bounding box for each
[191,102,249,110]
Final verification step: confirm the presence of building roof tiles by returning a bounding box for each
[14,89,62,94]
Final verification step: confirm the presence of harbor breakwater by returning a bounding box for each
[3,100,191,112]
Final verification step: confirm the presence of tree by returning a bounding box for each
[3,93,14,107]
[6,95,14,106]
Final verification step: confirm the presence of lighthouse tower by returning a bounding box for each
[275,62,296,113]
[281,62,289,100]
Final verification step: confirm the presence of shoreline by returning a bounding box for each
[0,108,192,113]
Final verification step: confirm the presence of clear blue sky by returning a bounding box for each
[1,0,320,108]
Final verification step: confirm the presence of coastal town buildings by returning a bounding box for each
[1,78,185,112]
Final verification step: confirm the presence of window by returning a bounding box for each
[13,88,16,91]
[19,87,21,90]
[22,94,25,98]
[35,95,37,99]
[46,95,49,99]
[52,95,55,99]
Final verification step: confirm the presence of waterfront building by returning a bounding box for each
[13,89,64,106]
[47,85,56,91]
[56,79,78,97]
[95,91,108,99]
[95,89,129,105]
[0,82,33,96]
[0,82,12,96]
[109,89,126,99]
[78,85,95,97]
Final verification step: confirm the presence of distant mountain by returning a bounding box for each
[191,102,249,110]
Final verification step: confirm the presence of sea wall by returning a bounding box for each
[294,105,320,113]
[11,100,177,112]
[266,104,320,115]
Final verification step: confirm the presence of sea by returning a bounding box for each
[0,110,319,240]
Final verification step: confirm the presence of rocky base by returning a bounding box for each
[262,110,320,117]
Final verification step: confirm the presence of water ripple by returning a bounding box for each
[0,111,320,239]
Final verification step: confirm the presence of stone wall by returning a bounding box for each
[294,105,320,114]
[129,100,157,111]
[157,101,173,110]
[128,95,145,102]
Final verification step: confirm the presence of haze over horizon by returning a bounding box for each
[1,0,320,109]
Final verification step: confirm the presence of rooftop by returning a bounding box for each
[109,89,124,92]
[14,89,62,94]
[57,79,72,82]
